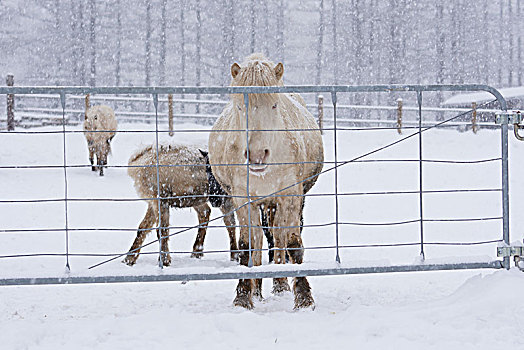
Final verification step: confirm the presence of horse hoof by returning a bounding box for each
[230,252,239,262]
[191,251,203,259]
[233,295,254,310]
[91,166,96,172]
[294,294,315,310]
[159,255,171,267]
[253,292,264,302]
[272,278,291,295]
[122,256,136,266]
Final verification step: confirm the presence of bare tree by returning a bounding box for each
[276,0,284,61]
[115,0,122,86]
[315,0,325,85]
[332,0,337,84]
[196,0,202,112]
[88,0,96,87]
[145,0,152,86]
[180,0,186,111]
[250,0,256,53]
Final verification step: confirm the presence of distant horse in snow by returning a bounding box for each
[208,53,324,309]
[83,105,117,176]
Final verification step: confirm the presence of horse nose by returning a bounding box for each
[244,149,270,164]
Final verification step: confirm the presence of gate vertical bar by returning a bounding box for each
[153,93,164,269]
[501,114,510,269]
[417,91,425,260]
[332,91,340,263]
[244,93,253,268]
[60,92,70,271]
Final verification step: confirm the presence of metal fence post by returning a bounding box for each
[85,94,90,120]
[244,93,253,268]
[6,74,14,131]
[472,102,478,134]
[417,91,425,260]
[60,92,70,271]
[396,98,403,134]
[318,95,324,134]
[153,93,164,269]
[332,91,340,264]
[168,94,174,136]
[501,111,510,269]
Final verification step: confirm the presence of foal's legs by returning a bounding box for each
[233,202,263,309]
[220,198,238,261]
[157,203,171,266]
[191,203,211,259]
[123,203,157,266]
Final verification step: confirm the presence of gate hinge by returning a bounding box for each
[497,241,524,271]
[495,110,522,124]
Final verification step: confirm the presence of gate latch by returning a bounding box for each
[495,110,522,124]
[496,110,524,141]
[497,241,524,270]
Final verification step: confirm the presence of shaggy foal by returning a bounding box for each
[123,144,238,266]
[83,105,117,176]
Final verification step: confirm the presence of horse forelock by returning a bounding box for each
[232,55,283,86]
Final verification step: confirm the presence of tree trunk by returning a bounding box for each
[159,0,167,86]
[145,0,152,86]
[315,0,324,85]
[277,0,284,61]
[115,0,122,86]
[196,0,202,113]
[89,0,96,87]
[180,0,186,112]
[332,0,337,84]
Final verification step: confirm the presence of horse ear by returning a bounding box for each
[274,62,284,81]
[231,63,241,78]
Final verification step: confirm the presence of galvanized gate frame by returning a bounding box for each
[0,84,512,286]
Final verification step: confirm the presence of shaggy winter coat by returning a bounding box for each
[83,105,118,176]
[123,143,238,266]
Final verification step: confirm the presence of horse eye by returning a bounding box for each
[94,115,98,120]
[237,106,242,111]
[272,103,277,109]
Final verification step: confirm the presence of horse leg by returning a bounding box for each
[157,202,171,266]
[123,203,157,266]
[269,203,291,295]
[276,195,314,309]
[233,202,263,309]
[261,206,274,263]
[220,198,238,261]
[98,147,108,177]
[88,146,96,172]
[191,203,211,259]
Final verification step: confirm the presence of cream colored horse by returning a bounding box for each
[209,54,324,309]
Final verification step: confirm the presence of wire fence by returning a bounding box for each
[0,84,511,286]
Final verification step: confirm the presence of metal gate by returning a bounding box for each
[0,84,514,286]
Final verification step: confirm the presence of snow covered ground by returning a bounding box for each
[1,121,524,348]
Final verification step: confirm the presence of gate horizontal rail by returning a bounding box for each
[0,261,504,287]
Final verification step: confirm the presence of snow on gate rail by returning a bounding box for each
[0,84,511,286]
